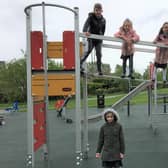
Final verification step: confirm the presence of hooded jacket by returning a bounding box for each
[114,28,139,56]
[96,108,125,161]
[83,12,106,36]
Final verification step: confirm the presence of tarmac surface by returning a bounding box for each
[0,104,168,168]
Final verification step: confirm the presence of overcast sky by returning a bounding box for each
[0,0,168,74]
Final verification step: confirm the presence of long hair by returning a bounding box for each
[158,22,168,35]
[121,18,133,32]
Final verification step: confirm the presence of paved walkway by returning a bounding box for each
[0,105,168,168]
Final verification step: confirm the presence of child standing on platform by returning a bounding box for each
[80,3,106,75]
[114,18,140,79]
[152,22,168,84]
[96,108,125,168]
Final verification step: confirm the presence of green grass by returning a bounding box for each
[1,88,168,112]
[0,103,27,112]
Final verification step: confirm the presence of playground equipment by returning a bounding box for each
[32,73,75,96]
[55,99,64,117]
[86,79,153,123]
[24,2,168,168]
[55,95,73,123]
[81,33,168,134]
[0,115,5,126]
[25,2,83,168]
[5,100,19,113]
[149,63,168,134]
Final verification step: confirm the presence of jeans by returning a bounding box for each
[80,39,102,73]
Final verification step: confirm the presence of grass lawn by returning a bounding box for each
[0,88,167,112]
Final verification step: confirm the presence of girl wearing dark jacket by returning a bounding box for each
[96,108,125,168]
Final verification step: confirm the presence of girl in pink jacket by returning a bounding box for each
[152,22,168,83]
[114,18,140,79]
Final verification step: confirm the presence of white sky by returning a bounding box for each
[0,0,168,74]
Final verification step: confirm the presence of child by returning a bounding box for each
[80,3,106,75]
[152,22,168,84]
[114,18,140,79]
[96,108,125,168]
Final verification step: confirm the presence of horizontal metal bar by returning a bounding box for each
[102,44,155,53]
[79,33,168,49]
[32,69,75,75]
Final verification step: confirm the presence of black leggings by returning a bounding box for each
[102,160,122,168]
[103,165,121,168]
[121,54,133,75]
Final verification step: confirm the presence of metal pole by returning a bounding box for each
[127,101,130,117]
[163,96,166,113]
[42,2,50,166]
[82,73,88,160]
[74,7,82,166]
[147,86,152,116]
[26,8,34,168]
[127,79,131,117]
[154,75,157,112]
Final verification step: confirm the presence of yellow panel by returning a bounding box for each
[47,41,83,59]
[79,42,83,57]
[32,74,74,80]
[33,96,44,102]
[32,74,75,96]
[47,42,63,58]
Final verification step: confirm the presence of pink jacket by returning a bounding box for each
[154,34,168,65]
[114,28,139,56]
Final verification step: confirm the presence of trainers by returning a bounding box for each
[163,80,167,84]
[121,74,125,78]
[163,80,168,88]
[98,72,103,76]
[128,74,135,79]
[80,65,85,74]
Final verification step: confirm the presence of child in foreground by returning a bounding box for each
[96,108,125,168]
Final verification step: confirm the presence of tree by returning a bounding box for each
[48,59,63,70]
[143,64,163,82]
[0,57,65,102]
[87,62,111,74]
[113,64,123,76]
[0,58,27,102]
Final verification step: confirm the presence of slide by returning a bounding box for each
[88,80,152,123]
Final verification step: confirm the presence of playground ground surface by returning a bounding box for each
[0,104,168,168]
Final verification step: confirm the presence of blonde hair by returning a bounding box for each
[123,18,133,28]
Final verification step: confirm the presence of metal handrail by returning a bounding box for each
[24,2,77,16]
[79,33,168,49]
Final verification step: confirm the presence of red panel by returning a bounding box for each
[33,102,46,152]
[31,31,44,70]
[63,31,75,70]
